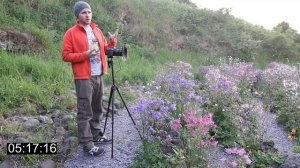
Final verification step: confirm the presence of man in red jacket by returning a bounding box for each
[62,1,117,156]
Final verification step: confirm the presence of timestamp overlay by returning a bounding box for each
[7,143,57,154]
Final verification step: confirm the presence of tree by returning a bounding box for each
[273,22,290,33]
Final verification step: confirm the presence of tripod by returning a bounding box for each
[103,57,142,158]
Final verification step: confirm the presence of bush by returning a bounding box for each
[131,140,169,168]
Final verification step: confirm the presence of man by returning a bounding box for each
[62,1,117,156]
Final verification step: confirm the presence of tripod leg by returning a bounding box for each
[115,86,143,140]
[103,85,116,158]
[111,87,115,158]
[103,86,113,135]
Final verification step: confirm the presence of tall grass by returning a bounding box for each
[0,51,72,114]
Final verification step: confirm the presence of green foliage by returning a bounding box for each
[293,146,300,153]
[131,140,169,168]
[277,105,300,132]
[0,52,72,114]
[263,33,298,61]
[1,0,300,64]
[165,148,186,167]
[210,106,238,147]
[251,150,284,168]
[0,120,23,138]
[0,147,7,162]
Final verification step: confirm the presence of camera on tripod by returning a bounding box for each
[103,46,142,158]
[107,47,127,59]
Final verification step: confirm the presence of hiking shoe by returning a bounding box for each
[86,146,105,156]
[94,135,112,144]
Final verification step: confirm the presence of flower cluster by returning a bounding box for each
[201,63,260,105]
[154,61,203,106]
[221,147,252,167]
[172,110,217,148]
[219,63,259,88]
[263,62,299,85]
[282,79,299,100]
[288,128,298,141]
[131,99,176,141]
[200,66,240,103]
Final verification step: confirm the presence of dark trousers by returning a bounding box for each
[75,76,104,150]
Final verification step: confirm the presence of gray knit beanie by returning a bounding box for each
[74,1,91,18]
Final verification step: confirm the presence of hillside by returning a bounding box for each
[1,0,300,167]
[1,0,300,62]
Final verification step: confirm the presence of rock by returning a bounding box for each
[38,115,52,124]
[0,41,6,50]
[64,136,78,149]
[270,105,279,113]
[64,136,78,145]
[49,109,61,118]
[51,139,62,143]
[3,112,12,119]
[40,159,56,168]
[0,28,44,52]
[0,137,3,147]
[9,116,27,123]
[104,107,119,115]
[261,140,278,152]
[62,115,74,122]
[114,99,123,109]
[0,159,16,168]
[102,96,109,103]
[23,118,40,129]
[13,137,28,143]
[55,127,66,137]
[124,80,129,86]
[70,90,76,97]
[281,153,300,168]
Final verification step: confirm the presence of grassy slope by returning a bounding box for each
[0,0,299,112]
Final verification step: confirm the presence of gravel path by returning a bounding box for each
[255,99,294,154]
[64,109,142,168]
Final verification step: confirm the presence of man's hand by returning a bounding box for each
[108,29,118,42]
[86,48,98,58]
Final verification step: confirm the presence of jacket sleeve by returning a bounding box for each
[61,30,88,63]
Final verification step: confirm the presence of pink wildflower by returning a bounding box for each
[171,119,181,130]
[225,147,246,156]
[200,127,209,135]
[231,160,238,167]
[191,130,196,137]
[197,140,218,147]
[185,112,216,128]
[243,154,252,165]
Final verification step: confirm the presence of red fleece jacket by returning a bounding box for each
[62,21,116,79]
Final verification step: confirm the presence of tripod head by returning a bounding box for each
[107,47,127,59]
[107,47,127,69]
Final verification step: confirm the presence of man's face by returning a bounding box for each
[78,8,92,25]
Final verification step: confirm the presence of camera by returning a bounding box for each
[107,47,127,58]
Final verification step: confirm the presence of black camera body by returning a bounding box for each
[107,47,127,58]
